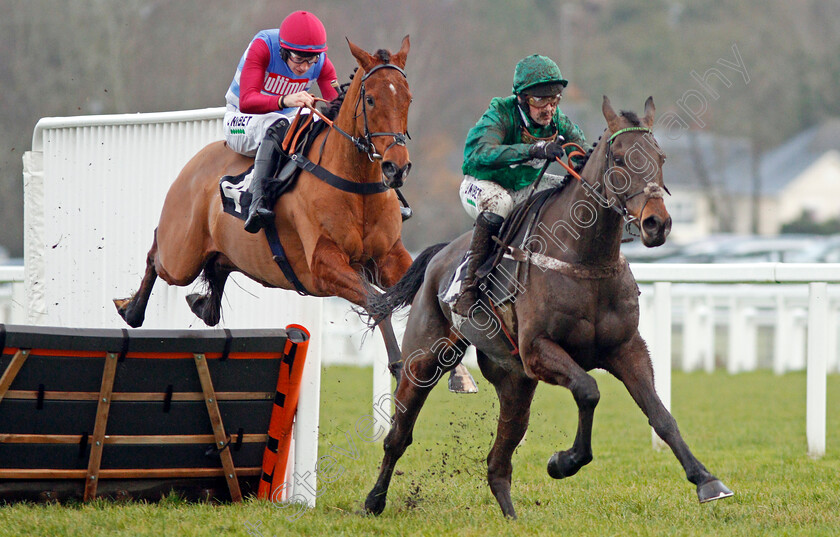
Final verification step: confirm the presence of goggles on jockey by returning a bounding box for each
[526,94,562,109]
[288,50,319,65]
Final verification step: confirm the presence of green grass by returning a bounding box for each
[2,368,839,536]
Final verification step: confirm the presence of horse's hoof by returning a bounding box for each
[113,298,143,328]
[364,491,387,516]
[697,479,733,503]
[185,293,204,311]
[448,367,478,394]
[547,450,590,480]
[185,294,220,326]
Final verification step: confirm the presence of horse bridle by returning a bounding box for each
[354,63,411,161]
[596,126,667,234]
[305,63,410,163]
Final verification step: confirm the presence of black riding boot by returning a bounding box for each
[452,211,505,317]
[244,119,289,234]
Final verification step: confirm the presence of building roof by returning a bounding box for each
[751,118,840,195]
[658,118,840,196]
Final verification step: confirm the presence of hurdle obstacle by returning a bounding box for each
[0,323,309,502]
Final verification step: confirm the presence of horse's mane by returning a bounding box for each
[323,69,356,120]
[324,50,397,120]
[619,110,642,126]
[323,50,396,120]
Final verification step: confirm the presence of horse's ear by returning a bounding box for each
[602,95,620,130]
[346,37,375,71]
[391,35,410,69]
[643,96,655,127]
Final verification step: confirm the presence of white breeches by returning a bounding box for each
[458,173,566,219]
[223,106,308,157]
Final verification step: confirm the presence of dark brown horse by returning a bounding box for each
[362,97,733,518]
[113,38,418,372]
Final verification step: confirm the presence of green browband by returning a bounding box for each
[608,126,652,144]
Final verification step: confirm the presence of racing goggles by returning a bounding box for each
[526,94,563,108]
[288,51,319,65]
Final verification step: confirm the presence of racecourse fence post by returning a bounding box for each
[701,293,716,373]
[727,296,741,374]
[806,282,828,459]
[652,281,672,450]
[773,295,788,375]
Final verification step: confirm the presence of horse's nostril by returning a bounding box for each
[643,216,661,233]
[382,161,398,179]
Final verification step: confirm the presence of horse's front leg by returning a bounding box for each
[113,232,159,328]
[309,236,403,379]
[606,333,733,503]
[370,240,414,383]
[522,336,600,479]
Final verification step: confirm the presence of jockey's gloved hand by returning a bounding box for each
[530,141,566,161]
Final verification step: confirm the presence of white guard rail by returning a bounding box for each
[633,263,836,458]
[0,266,25,324]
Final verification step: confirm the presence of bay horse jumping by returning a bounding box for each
[362,97,733,518]
[113,37,454,383]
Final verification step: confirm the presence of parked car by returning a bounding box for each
[629,234,824,263]
[786,234,840,262]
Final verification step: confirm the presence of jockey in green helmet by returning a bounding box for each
[452,54,588,317]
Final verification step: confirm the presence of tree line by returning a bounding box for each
[2,0,839,256]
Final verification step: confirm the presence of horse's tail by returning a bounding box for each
[362,242,449,328]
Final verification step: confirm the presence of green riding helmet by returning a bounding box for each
[512,54,568,97]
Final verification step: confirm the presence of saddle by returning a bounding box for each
[440,185,565,356]
[476,185,564,306]
[219,116,329,221]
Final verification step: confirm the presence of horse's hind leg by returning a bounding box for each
[114,232,159,328]
[523,336,600,479]
[185,254,232,327]
[607,333,733,503]
[364,338,460,516]
[365,283,463,516]
[476,350,537,519]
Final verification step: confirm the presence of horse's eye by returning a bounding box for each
[366,96,375,107]
[614,156,625,166]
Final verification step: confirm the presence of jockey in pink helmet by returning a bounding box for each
[224,11,339,233]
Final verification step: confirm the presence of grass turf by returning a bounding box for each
[1,367,838,536]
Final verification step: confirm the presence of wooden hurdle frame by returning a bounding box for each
[0,323,310,502]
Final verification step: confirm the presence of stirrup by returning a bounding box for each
[244,205,275,234]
